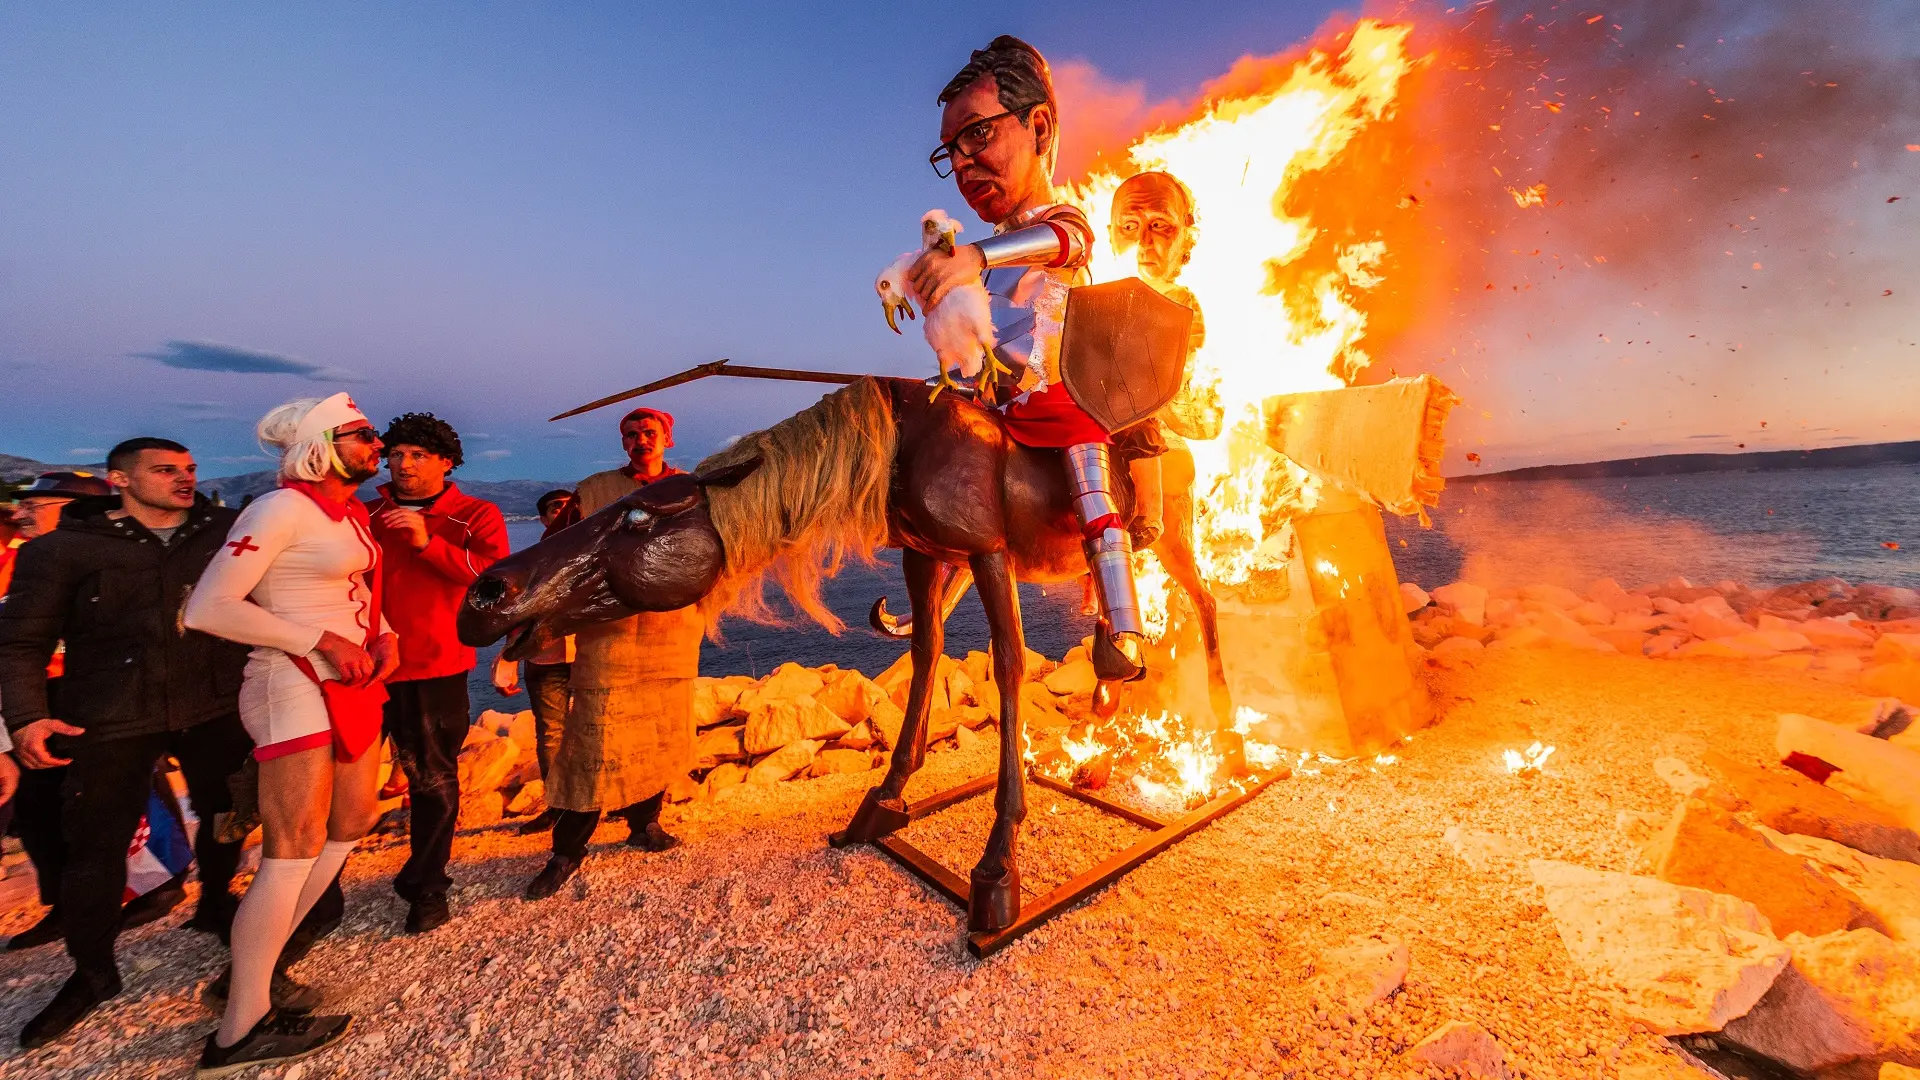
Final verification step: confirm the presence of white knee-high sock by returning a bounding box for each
[291,839,356,930]
[218,856,315,1046]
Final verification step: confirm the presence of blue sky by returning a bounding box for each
[2,2,1915,481]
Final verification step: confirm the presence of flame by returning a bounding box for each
[1028,21,1416,801]
[1503,742,1557,774]
[1066,19,1414,613]
[1507,182,1549,208]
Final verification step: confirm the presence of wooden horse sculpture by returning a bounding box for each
[458,377,1231,932]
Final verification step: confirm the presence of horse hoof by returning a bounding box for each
[967,866,1020,932]
[831,789,911,846]
[1091,681,1121,719]
[1092,625,1145,683]
[869,597,911,638]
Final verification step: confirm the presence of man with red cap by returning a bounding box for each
[522,406,691,898]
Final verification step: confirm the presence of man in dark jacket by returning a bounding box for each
[0,438,253,1048]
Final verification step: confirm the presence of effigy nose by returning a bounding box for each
[468,571,520,609]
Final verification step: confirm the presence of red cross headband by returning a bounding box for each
[293,392,371,444]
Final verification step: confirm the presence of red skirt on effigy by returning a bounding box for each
[998,383,1111,448]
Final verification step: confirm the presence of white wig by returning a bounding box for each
[257,393,370,482]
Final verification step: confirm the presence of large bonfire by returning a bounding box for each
[1028,21,1423,808]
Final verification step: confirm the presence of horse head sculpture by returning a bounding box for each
[457,459,761,658]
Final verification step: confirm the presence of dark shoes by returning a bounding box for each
[404,893,450,935]
[392,879,451,934]
[6,907,64,952]
[516,807,561,835]
[196,1010,352,1078]
[122,881,188,930]
[19,969,122,1049]
[625,822,682,852]
[202,967,324,1015]
[523,856,580,900]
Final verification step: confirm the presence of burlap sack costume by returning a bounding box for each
[546,468,702,812]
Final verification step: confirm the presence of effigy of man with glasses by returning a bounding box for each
[903,34,1150,677]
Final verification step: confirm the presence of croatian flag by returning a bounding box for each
[123,789,193,901]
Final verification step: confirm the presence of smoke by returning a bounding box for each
[1392,0,1920,277]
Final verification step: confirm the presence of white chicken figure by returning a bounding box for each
[874,210,1006,402]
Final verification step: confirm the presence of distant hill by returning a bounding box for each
[0,452,106,481]
[197,470,567,518]
[1466,440,1920,483]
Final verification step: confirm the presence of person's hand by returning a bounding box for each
[369,633,402,683]
[314,631,375,686]
[907,242,987,309]
[14,719,84,769]
[0,752,18,803]
[379,508,431,551]
[492,656,521,696]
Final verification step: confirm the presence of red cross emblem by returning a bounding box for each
[226,536,260,557]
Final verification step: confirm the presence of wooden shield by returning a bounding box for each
[1059,278,1196,433]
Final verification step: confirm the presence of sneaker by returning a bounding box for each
[196,1010,352,1078]
[625,822,681,853]
[6,907,63,952]
[403,893,450,935]
[201,968,324,1015]
[121,881,188,930]
[522,856,580,900]
[516,807,561,835]
[19,969,122,1049]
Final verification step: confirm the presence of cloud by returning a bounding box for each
[135,341,362,382]
[1685,434,1727,440]
[543,426,584,439]
[65,447,105,458]
[476,449,512,460]
[208,454,272,464]
[169,399,238,422]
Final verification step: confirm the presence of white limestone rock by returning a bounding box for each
[1528,859,1790,1034]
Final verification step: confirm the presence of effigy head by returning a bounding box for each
[1109,171,1197,288]
[457,459,760,657]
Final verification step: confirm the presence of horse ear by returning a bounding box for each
[696,457,761,489]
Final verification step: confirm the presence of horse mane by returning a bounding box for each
[694,377,897,634]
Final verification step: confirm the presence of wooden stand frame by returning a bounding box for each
[864,767,1288,958]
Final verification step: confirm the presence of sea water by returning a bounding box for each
[470,462,1917,712]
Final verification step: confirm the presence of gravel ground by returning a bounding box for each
[0,648,1879,1080]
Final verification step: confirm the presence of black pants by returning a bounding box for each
[12,676,67,907]
[60,714,252,976]
[383,672,470,897]
[14,764,68,908]
[550,794,663,860]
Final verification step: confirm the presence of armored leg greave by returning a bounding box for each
[1066,443,1145,669]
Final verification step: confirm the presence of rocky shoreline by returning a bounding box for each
[2,575,1917,1079]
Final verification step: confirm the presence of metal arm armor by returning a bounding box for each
[973,221,1085,270]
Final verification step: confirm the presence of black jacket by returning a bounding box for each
[0,494,249,742]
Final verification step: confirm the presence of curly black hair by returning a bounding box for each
[380,412,464,469]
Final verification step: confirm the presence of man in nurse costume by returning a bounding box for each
[185,393,400,1075]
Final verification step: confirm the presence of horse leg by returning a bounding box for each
[832,550,949,846]
[1154,445,1235,727]
[967,549,1025,932]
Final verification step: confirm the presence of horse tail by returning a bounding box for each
[694,377,897,634]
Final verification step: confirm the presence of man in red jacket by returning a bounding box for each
[365,413,508,933]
